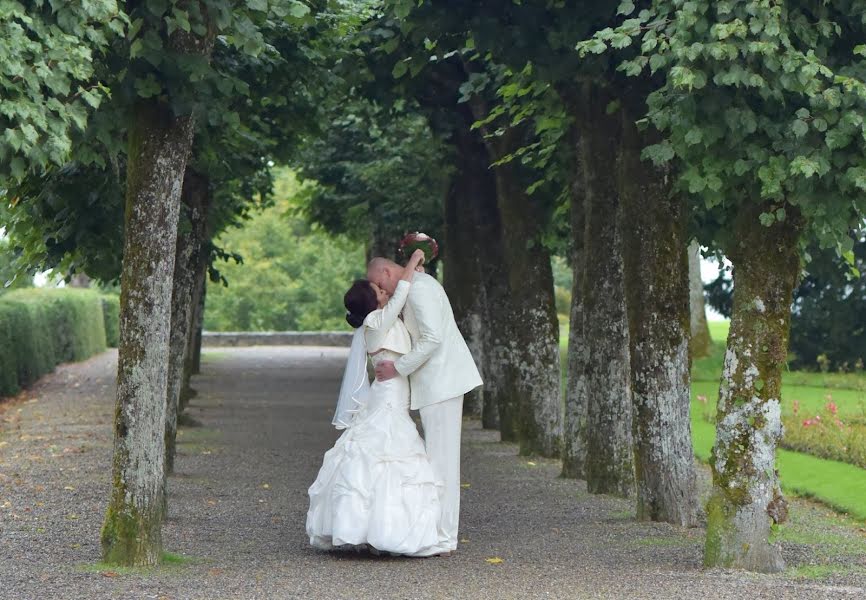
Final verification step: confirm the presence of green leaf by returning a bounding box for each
[617,1,636,15]
[642,142,674,165]
[392,61,408,79]
[289,2,310,18]
[792,119,808,138]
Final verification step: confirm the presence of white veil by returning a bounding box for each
[332,326,370,429]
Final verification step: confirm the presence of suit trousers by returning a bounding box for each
[419,395,463,551]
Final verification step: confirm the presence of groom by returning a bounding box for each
[368,258,483,556]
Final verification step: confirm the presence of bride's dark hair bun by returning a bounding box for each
[344,279,378,329]
[346,312,365,328]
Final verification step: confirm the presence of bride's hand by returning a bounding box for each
[410,248,425,266]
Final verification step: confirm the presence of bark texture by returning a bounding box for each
[470,124,562,457]
[704,204,801,573]
[689,240,712,358]
[101,100,196,566]
[164,169,210,475]
[101,18,213,566]
[578,84,634,496]
[182,239,209,408]
[562,122,588,479]
[619,109,698,525]
[442,119,497,418]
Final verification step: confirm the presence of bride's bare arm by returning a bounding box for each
[400,249,425,282]
[369,250,426,334]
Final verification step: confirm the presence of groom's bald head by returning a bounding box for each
[367,257,401,294]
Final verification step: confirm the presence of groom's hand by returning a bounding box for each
[374,360,398,382]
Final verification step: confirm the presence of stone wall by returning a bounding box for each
[202,331,353,347]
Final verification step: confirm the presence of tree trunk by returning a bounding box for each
[68,273,91,288]
[484,139,562,458]
[689,240,712,357]
[100,100,196,566]
[181,241,209,410]
[442,121,495,418]
[619,108,698,526]
[704,204,800,573]
[578,83,634,497]
[164,169,209,476]
[562,123,588,479]
[192,276,205,375]
[473,176,510,433]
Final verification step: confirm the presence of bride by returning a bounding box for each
[306,249,443,557]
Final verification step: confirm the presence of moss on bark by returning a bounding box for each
[619,105,698,526]
[577,83,634,496]
[102,98,196,566]
[703,203,802,573]
[466,97,563,458]
[165,169,210,476]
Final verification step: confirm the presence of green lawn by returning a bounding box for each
[559,317,866,523]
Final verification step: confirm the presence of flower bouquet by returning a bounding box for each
[399,232,439,265]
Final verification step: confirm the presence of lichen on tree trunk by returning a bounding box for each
[704,204,801,573]
[619,107,698,525]
[464,96,562,457]
[578,83,634,496]
[164,169,210,476]
[689,240,712,358]
[487,148,562,456]
[101,99,196,566]
[182,238,209,408]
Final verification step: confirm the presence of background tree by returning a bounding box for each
[583,0,866,571]
[689,240,712,358]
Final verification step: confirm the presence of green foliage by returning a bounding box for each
[0,0,126,181]
[2,1,328,284]
[705,238,866,372]
[577,1,866,255]
[789,238,866,371]
[293,98,449,256]
[204,169,366,332]
[101,294,120,347]
[0,288,108,396]
[0,236,31,290]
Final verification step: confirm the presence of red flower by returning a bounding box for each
[826,401,838,415]
[399,232,439,262]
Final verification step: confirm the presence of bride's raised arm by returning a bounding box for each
[369,249,426,332]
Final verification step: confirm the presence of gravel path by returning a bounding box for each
[1,346,865,600]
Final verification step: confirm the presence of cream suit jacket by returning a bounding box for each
[394,273,483,410]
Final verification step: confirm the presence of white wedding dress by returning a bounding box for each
[306,281,442,556]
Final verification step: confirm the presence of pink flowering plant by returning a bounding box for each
[782,395,866,469]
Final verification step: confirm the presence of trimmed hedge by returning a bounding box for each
[0,289,110,397]
[101,295,120,347]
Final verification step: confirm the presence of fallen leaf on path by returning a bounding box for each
[460,483,470,488]
[261,483,270,489]
[63,486,75,491]
[526,461,536,466]
[485,557,504,564]
[459,538,470,543]
[101,571,119,578]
